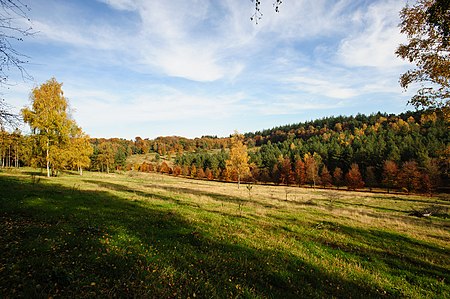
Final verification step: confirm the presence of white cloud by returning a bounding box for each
[12,0,416,138]
[32,0,253,82]
[98,0,138,11]
[261,0,353,40]
[130,1,248,81]
[63,83,247,133]
[337,0,408,69]
[285,75,358,99]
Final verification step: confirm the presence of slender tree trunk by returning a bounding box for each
[79,166,83,176]
[238,173,241,189]
[8,145,11,167]
[46,139,50,177]
[15,145,18,168]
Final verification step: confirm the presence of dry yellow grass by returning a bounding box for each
[89,171,450,249]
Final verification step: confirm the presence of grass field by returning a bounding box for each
[1,168,449,298]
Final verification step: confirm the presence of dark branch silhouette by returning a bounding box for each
[251,0,283,24]
[0,0,34,128]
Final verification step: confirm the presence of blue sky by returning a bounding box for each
[5,0,414,139]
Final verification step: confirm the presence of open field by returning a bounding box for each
[0,168,449,298]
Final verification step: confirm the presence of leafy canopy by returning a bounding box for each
[396,0,450,110]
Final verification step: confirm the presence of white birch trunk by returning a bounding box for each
[46,139,50,177]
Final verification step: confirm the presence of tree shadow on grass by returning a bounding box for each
[0,174,436,298]
[145,182,278,209]
[84,179,277,210]
[312,222,450,298]
[371,195,450,206]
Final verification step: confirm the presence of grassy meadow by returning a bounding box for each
[0,168,449,298]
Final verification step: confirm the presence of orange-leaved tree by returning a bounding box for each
[320,165,332,187]
[333,167,344,189]
[304,152,321,188]
[382,160,399,192]
[398,161,422,193]
[294,157,306,186]
[346,163,365,190]
[396,0,450,112]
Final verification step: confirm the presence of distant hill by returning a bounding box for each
[86,109,449,193]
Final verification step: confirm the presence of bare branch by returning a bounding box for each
[0,98,20,129]
[251,0,283,24]
[0,0,34,128]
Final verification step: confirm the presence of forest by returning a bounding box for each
[173,109,449,194]
[1,107,448,194]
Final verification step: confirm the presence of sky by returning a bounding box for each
[5,0,415,139]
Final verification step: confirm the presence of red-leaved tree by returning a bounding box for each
[346,163,365,190]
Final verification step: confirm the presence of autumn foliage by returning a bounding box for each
[346,163,365,190]
[6,100,449,195]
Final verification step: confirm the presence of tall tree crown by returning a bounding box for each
[22,78,72,139]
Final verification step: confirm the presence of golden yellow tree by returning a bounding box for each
[97,141,115,173]
[68,126,93,175]
[226,131,250,188]
[22,78,74,177]
[304,152,321,188]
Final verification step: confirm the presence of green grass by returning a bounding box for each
[1,168,449,298]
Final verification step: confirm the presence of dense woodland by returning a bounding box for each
[173,110,449,194]
[1,109,449,194]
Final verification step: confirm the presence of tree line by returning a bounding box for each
[1,78,448,195]
[166,110,449,194]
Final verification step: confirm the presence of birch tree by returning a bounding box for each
[68,126,93,175]
[21,78,74,177]
[226,131,250,188]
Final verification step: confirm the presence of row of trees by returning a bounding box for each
[134,136,230,156]
[0,129,31,168]
[2,85,448,195]
[135,132,442,194]
[1,77,447,196]
[3,125,440,194]
[171,112,448,193]
[171,151,442,194]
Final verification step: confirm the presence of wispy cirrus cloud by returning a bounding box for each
[337,0,408,69]
[11,0,414,138]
